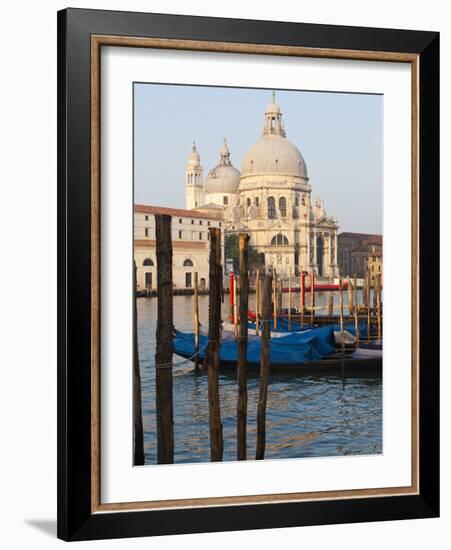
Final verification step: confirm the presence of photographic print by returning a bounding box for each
[133,84,383,466]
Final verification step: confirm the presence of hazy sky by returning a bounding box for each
[134,84,382,234]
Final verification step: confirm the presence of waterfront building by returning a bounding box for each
[134,205,223,291]
[338,232,383,278]
[185,94,340,278]
[367,250,383,285]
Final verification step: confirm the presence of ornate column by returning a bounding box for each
[323,232,329,275]
[330,232,334,274]
[334,231,338,276]
[313,229,317,269]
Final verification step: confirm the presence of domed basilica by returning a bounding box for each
[185,93,339,278]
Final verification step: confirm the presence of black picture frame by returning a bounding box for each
[57,7,439,541]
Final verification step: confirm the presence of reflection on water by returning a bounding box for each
[138,294,382,465]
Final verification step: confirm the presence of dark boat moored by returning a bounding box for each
[173,326,382,375]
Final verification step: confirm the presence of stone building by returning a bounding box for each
[134,205,223,291]
[186,93,339,278]
[338,232,383,278]
[367,250,383,285]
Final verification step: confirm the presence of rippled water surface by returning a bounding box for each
[138,294,382,464]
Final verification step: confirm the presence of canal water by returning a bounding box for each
[138,293,382,465]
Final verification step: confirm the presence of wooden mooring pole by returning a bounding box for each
[194,271,200,374]
[367,270,371,343]
[288,272,292,331]
[377,273,382,340]
[300,272,305,326]
[133,261,145,465]
[328,294,334,316]
[237,234,249,460]
[233,273,238,338]
[229,271,234,320]
[354,273,360,347]
[255,270,260,336]
[339,275,345,355]
[256,273,272,460]
[354,273,358,311]
[310,271,314,326]
[206,227,223,462]
[155,214,174,464]
[273,269,277,330]
[348,277,353,315]
[363,274,368,307]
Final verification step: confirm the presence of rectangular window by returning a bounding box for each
[191,219,194,224]
[178,230,183,239]
[144,228,148,237]
[223,196,228,205]
[199,232,202,240]
[219,222,222,227]
[144,215,149,221]
[179,218,182,224]
[207,221,210,226]
[199,220,202,225]
[185,272,192,288]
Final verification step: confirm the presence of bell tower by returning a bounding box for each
[185,142,204,210]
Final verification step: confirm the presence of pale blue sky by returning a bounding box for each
[134,84,382,234]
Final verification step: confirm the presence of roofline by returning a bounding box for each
[338,232,382,239]
[134,239,207,249]
[134,204,222,220]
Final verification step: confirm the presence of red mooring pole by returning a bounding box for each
[229,271,234,321]
[301,272,306,308]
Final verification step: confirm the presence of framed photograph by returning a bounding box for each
[57,8,439,541]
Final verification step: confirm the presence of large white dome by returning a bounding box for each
[241,134,308,178]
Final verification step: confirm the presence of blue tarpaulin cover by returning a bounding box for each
[173,325,339,366]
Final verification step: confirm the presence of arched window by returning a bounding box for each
[271,234,289,246]
[268,196,276,219]
[246,197,251,208]
[143,258,154,266]
[183,259,194,266]
[279,197,287,217]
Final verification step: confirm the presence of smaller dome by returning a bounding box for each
[205,139,241,194]
[206,164,240,194]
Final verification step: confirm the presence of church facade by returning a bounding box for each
[185,94,340,278]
